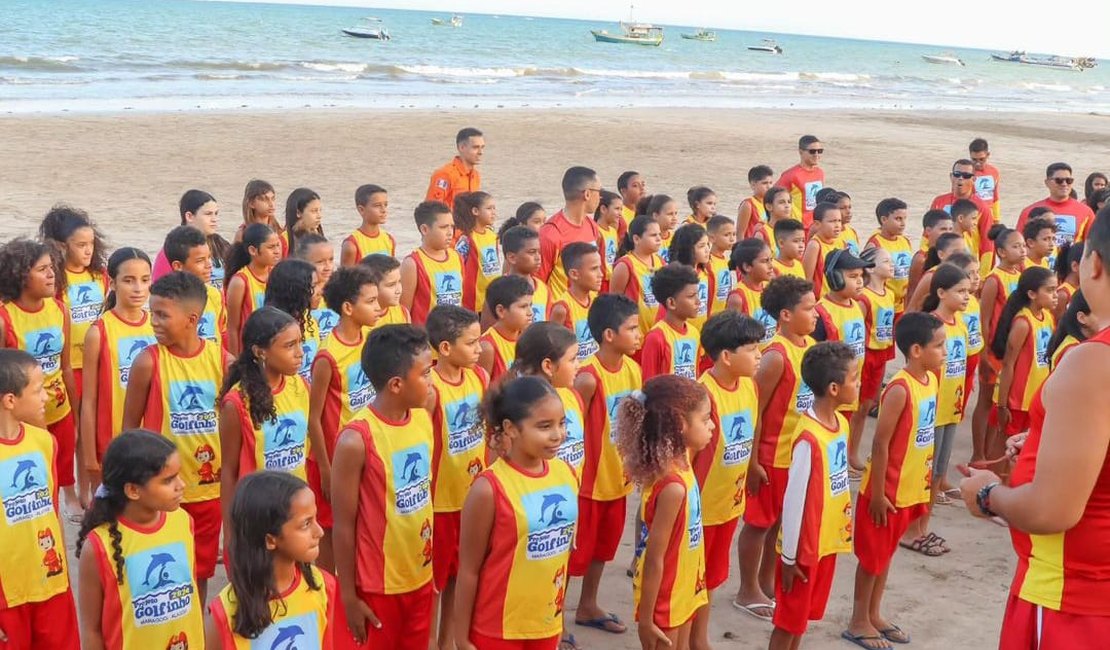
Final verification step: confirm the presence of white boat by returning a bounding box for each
[990,51,1097,71]
[591,22,664,46]
[922,53,965,66]
[681,28,717,42]
[342,18,390,40]
[747,38,782,54]
[431,14,463,27]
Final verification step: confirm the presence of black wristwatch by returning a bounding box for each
[977,481,1001,517]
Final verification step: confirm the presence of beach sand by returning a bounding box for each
[8,107,1108,649]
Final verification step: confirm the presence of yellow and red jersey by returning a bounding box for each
[963,294,984,358]
[552,292,597,361]
[641,320,701,382]
[815,296,866,411]
[781,411,853,566]
[92,310,156,459]
[808,236,841,299]
[210,566,336,650]
[758,334,815,469]
[60,268,107,370]
[740,196,766,239]
[776,164,825,227]
[429,366,488,512]
[407,248,465,325]
[859,286,895,352]
[839,225,861,256]
[314,329,375,462]
[771,257,804,280]
[598,223,621,291]
[614,253,664,336]
[457,227,501,314]
[1057,281,1078,314]
[372,305,411,330]
[0,298,71,424]
[984,266,1022,341]
[708,253,734,316]
[199,284,227,350]
[528,275,553,324]
[555,387,587,475]
[1051,334,1081,371]
[229,267,268,338]
[480,326,517,386]
[1005,308,1055,412]
[577,354,639,502]
[862,370,937,508]
[936,315,969,426]
[866,233,913,313]
[345,227,396,260]
[223,375,311,481]
[694,371,758,525]
[729,280,776,347]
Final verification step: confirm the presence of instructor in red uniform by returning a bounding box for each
[539,166,602,296]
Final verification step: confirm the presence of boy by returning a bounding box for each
[836,191,861,254]
[738,165,775,239]
[640,263,703,381]
[122,272,229,603]
[362,253,411,328]
[772,219,807,280]
[1023,210,1058,269]
[907,209,955,301]
[801,202,843,298]
[332,325,437,649]
[401,201,464,325]
[734,275,815,621]
[308,265,381,569]
[424,305,488,650]
[501,225,552,326]
[617,170,646,222]
[550,242,604,361]
[691,311,763,648]
[0,349,79,649]
[845,312,944,648]
[342,183,395,266]
[478,275,534,384]
[164,225,227,349]
[570,294,643,634]
[951,198,990,277]
[866,198,913,319]
[707,215,738,315]
[771,342,858,650]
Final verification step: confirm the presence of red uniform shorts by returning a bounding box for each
[964,353,980,411]
[344,582,434,650]
[743,466,789,529]
[469,631,560,650]
[999,594,1110,650]
[181,498,221,580]
[990,407,1032,437]
[306,458,333,529]
[703,517,740,590]
[853,494,928,576]
[46,412,76,488]
[433,510,462,590]
[0,590,80,650]
[568,496,627,576]
[773,554,837,636]
[861,347,895,402]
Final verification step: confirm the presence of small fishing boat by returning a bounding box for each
[990,51,1097,71]
[431,15,463,27]
[591,22,664,46]
[747,38,783,54]
[681,28,717,42]
[342,17,390,40]
[921,53,965,66]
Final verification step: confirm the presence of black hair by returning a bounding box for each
[227,471,321,639]
[650,262,700,307]
[481,374,559,454]
[242,179,277,228]
[700,311,765,361]
[945,251,977,273]
[800,342,855,397]
[1045,162,1073,179]
[646,194,676,220]
[729,237,770,274]
[922,262,971,313]
[875,198,908,222]
[593,192,621,222]
[150,271,207,313]
[75,430,178,583]
[510,321,577,378]
[452,191,492,236]
[561,241,599,275]
[562,166,598,199]
[0,239,51,302]
[748,165,774,182]
[354,183,387,207]
[587,294,638,344]
[762,275,813,322]
[687,186,716,211]
[1093,188,1110,212]
[362,324,430,392]
[426,304,480,348]
[293,232,329,261]
[322,265,377,313]
[894,311,944,356]
[1055,241,1084,283]
[707,215,733,234]
[950,198,980,220]
[1027,206,1053,222]
[764,186,790,209]
[923,232,965,271]
[485,274,534,318]
[1088,204,1110,268]
[618,215,659,257]
[220,307,299,427]
[0,349,37,397]
[670,224,709,270]
[225,223,276,280]
[456,127,483,145]
[358,252,401,283]
[283,187,323,256]
[1022,216,1057,243]
[38,203,108,294]
[812,202,840,223]
[103,247,152,311]
[264,259,315,339]
[798,135,820,149]
[500,225,539,256]
[515,201,545,223]
[1085,174,1109,211]
[773,218,805,242]
[814,187,840,206]
[952,158,974,171]
[1048,289,1091,366]
[414,200,451,230]
[179,189,231,266]
[988,224,1021,252]
[969,138,989,153]
[617,170,641,192]
[990,266,1056,360]
[922,208,954,231]
[164,225,209,268]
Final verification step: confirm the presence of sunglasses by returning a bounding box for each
[806,148,824,154]
[951,171,975,180]
[1051,177,1075,185]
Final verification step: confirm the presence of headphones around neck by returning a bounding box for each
[824,248,848,293]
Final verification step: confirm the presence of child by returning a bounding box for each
[802,202,843,298]
[852,247,896,463]
[619,170,646,221]
[79,248,155,496]
[225,222,282,355]
[1053,241,1083,321]
[478,275,535,384]
[238,178,281,241]
[758,187,794,257]
[550,242,604,361]
[734,275,815,621]
[454,375,579,649]
[641,263,704,381]
[264,259,319,381]
[950,198,990,279]
[515,201,548,231]
[595,191,625,291]
[738,165,775,240]
[500,225,552,326]
[727,238,777,347]
[207,471,334,649]
[611,216,665,337]
[954,253,984,421]
[1048,289,1094,370]
[425,305,489,650]
[294,232,339,340]
[686,186,717,226]
[121,272,228,602]
[619,375,712,649]
[154,190,231,291]
[0,349,79,650]
[282,187,324,258]
[1023,216,1058,269]
[906,209,955,301]
[691,312,763,649]
[164,225,228,350]
[455,191,501,313]
[706,215,738,316]
[331,325,437,649]
[76,430,202,650]
[401,201,465,325]
[845,313,944,646]
[770,342,857,649]
[866,198,913,319]
[0,238,79,513]
[362,253,411,328]
[836,191,861,255]
[670,224,713,332]
[342,184,396,266]
[646,194,681,263]
[771,218,807,280]
[904,232,967,312]
[572,294,643,635]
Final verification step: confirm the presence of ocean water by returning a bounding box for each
[4,0,1109,114]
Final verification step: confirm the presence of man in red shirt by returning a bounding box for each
[776,135,825,228]
[930,159,995,269]
[539,166,602,296]
[970,138,1001,221]
[425,127,485,209]
[1016,162,1096,247]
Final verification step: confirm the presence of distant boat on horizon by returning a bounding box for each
[747,38,782,54]
[342,17,390,40]
[921,53,965,66]
[681,28,717,42]
[591,22,664,46]
[432,14,463,27]
[990,51,1096,71]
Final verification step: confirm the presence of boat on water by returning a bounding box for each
[591,22,664,46]
[747,38,783,54]
[342,17,390,40]
[990,51,1097,71]
[921,53,965,66]
[681,28,717,42]
[431,15,463,28]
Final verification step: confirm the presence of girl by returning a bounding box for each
[645,195,680,263]
[852,246,895,461]
[905,231,966,312]
[835,191,860,254]
[515,201,547,231]
[1048,289,1094,370]
[225,223,282,355]
[617,375,713,650]
[80,248,156,504]
[670,224,712,331]
[1083,171,1108,212]
[1053,241,1083,322]
[263,259,319,382]
[455,191,500,313]
[595,190,626,292]
[295,232,339,341]
[207,471,334,649]
[155,190,232,290]
[0,238,79,513]
[756,187,792,257]
[611,216,665,337]
[76,430,202,650]
[726,238,776,346]
[282,187,324,259]
[686,187,717,227]
[454,376,578,650]
[949,252,984,420]
[237,179,280,242]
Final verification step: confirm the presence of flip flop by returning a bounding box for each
[731,599,775,622]
[841,630,891,649]
[559,633,581,650]
[879,624,910,644]
[575,613,626,634]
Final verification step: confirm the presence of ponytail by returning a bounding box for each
[509,322,577,379]
[923,232,964,272]
[225,223,274,280]
[921,262,969,314]
[990,266,1054,360]
[616,375,708,486]
[452,191,491,237]
[103,247,152,312]
[1047,289,1091,367]
[619,215,656,257]
[1054,241,1084,283]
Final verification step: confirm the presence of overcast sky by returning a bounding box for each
[207,0,1110,58]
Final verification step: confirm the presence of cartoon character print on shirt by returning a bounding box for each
[553,566,567,618]
[420,519,433,567]
[38,528,64,577]
[165,632,188,650]
[195,444,219,485]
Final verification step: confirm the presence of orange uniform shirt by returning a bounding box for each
[426,156,481,209]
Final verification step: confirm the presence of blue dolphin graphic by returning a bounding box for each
[273,418,299,446]
[451,403,475,431]
[75,285,93,304]
[482,249,498,267]
[270,625,305,650]
[924,401,936,424]
[34,332,57,356]
[126,340,149,362]
[848,323,864,342]
[11,459,39,490]
[540,493,568,526]
[677,342,693,364]
[728,415,748,443]
[353,369,369,388]
[440,275,457,292]
[317,311,336,331]
[833,440,848,471]
[402,452,423,483]
[142,553,177,589]
[951,340,965,358]
[177,385,205,410]
[197,318,210,338]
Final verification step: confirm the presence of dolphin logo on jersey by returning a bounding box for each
[269,625,304,650]
[272,418,299,446]
[677,342,694,364]
[440,275,457,292]
[924,401,936,426]
[176,385,205,410]
[353,368,369,388]
[951,339,964,358]
[401,452,424,484]
[848,322,864,343]
[10,460,39,490]
[126,340,149,362]
[482,248,498,268]
[142,553,178,589]
[728,415,749,443]
[451,402,476,431]
[540,493,569,526]
[316,311,336,332]
[34,332,57,356]
[75,285,94,305]
[833,439,848,472]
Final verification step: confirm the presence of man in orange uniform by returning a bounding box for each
[539,166,603,296]
[776,135,825,229]
[426,127,485,210]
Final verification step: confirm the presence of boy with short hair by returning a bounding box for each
[478,274,534,384]
[617,170,646,222]
[802,202,843,298]
[424,305,488,650]
[771,342,858,650]
[640,262,703,381]
[772,219,807,280]
[332,325,437,650]
[738,165,775,239]
[361,253,411,328]
[550,242,604,361]
[164,225,227,349]
[866,198,913,319]
[401,201,464,325]
[501,225,552,325]
[0,349,80,649]
[907,209,955,301]
[342,183,396,266]
[1023,211,1058,269]
[951,198,991,278]
[845,312,944,648]
[707,215,738,315]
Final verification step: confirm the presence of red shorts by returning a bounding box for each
[990,407,1032,436]
[772,554,837,636]
[999,593,1110,650]
[306,458,333,529]
[469,631,560,650]
[433,510,462,590]
[703,517,740,590]
[181,498,221,580]
[0,590,80,650]
[46,412,76,488]
[345,582,434,650]
[981,353,1001,384]
[853,493,928,575]
[743,465,789,529]
[861,347,895,402]
[568,496,627,576]
[71,369,83,403]
[964,353,980,410]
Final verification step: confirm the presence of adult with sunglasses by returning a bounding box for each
[969,137,1002,222]
[776,134,826,230]
[1017,163,1097,250]
[931,158,995,275]
[538,165,603,296]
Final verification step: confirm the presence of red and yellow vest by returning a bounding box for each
[963,294,984,357]
[866,233,913,313]
[529,275,552,324]
[860,286,895,351]
[815,296,866,411]
[315,329,375,461]
[209,566,336,650]
[430,366,489,512]
[1,299,71,424]
[224,375,311,481]
[199,284,227,350]
[783,412,853,566]
[372,305,411,330]
[61,268,107,370]
[772,257,804,280]
[1006,308,1054,411]
[615,253,663,336]
[345,228,396,259]
[578,354,639,502]
[985,266,1022,340]
[642,320,701,381]
[458,227,501,314]
[93,310,156,459]
[862,370,937,508]
[553,292,597,361]
[408,248,465,325]
[555,387,587,474]
[730,281,775,348]
[1051,334,1081,371]
[708,253,734,316]
[598,223,621,289]
[759,334,815,469]
[936,315,969,426]
[230,268,268,338]
[809,236,841,299]
[839,225,861,256]
[694,372,758,525]
[480,327,518,385]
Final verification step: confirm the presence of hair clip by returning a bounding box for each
[630,390,647,404]
[94,484,111,499]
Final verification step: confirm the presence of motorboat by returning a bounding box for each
[591,22,664,46]
[990,51,1097,71]
[681,28,717,42]
[432,15,463,27]
[747,38,783,54]
[342,18,390,40]
[921,53,965,66]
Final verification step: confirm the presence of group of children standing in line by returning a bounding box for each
[0,153,1096,650]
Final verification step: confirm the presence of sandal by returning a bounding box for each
[841,630,892,649]
[575,613,626,634]
[922,532,951,553]
[898,535,944,557]
[933,492,953,506]
[879,624,910,644]
[559,633,581,650]
[732,599,775,622]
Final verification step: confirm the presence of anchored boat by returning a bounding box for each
[747,38,783,54]
[921,53,965,66]
[431,15,463,27]
[990,51,1097,71]
[681,28,717,42]
[591,22,664,46]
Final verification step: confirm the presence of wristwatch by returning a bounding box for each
[977,481,1001,517]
